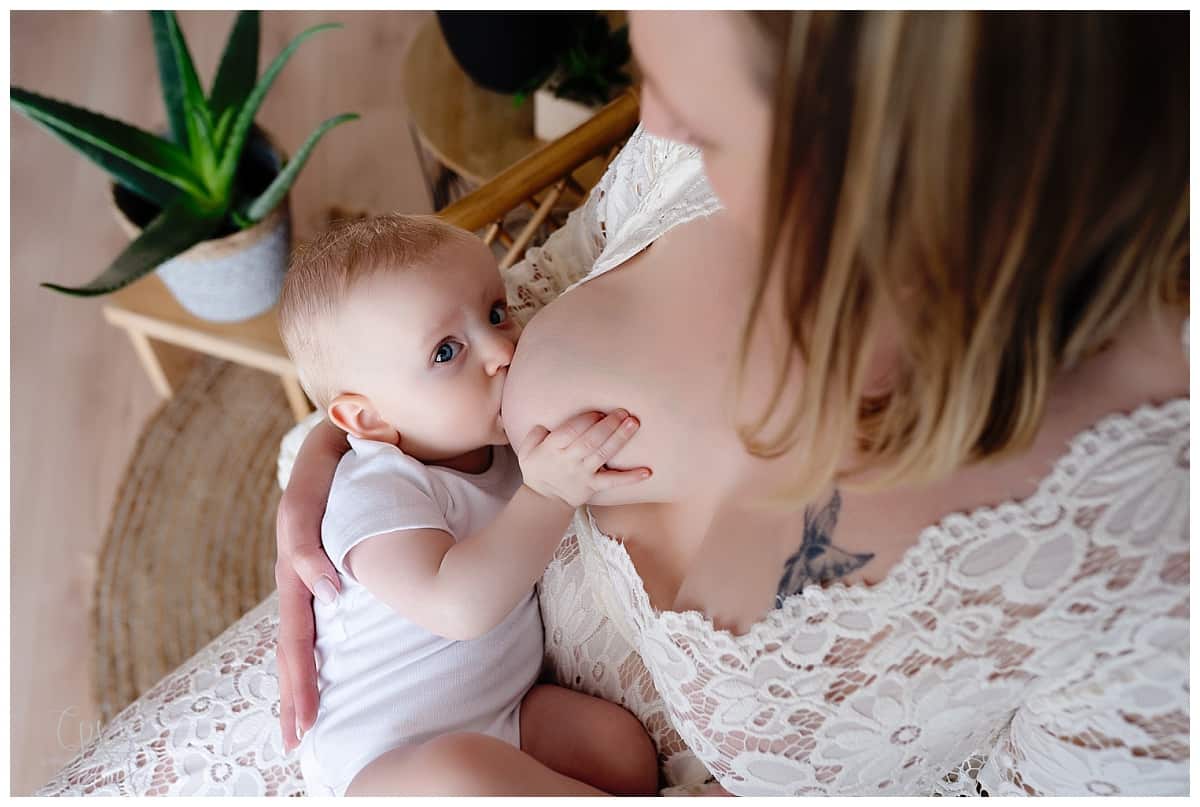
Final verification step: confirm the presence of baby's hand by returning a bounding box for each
[516,409,652,508]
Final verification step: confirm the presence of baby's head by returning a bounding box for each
[279,214,519,462]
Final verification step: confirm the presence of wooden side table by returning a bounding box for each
[102,276,314,423]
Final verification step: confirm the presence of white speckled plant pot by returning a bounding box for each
[534,83,601,141]
[110,132,292,323]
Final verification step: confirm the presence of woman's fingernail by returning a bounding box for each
[623,417,638,431]
[641,469,652,479]
[314,576,337,605]
[295,719,305,743]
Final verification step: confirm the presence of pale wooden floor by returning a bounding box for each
[10,11,432,794]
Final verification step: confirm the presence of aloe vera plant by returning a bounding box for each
[10,11,358,297]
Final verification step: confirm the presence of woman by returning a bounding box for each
[276,11,1188,795]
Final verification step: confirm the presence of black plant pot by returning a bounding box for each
[436,11,578,94]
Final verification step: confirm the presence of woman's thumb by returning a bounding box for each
[295,547,340,604]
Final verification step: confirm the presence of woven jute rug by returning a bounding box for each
[91,357,293,723]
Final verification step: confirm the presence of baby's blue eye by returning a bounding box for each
[489,302,508,326]
[433,341,461,364]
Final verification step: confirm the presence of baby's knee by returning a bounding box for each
[606,717,659,795]
[582,700,658,794]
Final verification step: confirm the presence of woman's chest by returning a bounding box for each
[504,213,762,505]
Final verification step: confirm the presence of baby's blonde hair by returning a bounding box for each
[278,213,476,410]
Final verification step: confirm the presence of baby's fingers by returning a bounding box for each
[577,411,639,469]
[592,466,653,490]
[545,411,605,451]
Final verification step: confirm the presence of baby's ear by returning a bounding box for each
[328,394,399,444]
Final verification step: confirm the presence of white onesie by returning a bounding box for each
[298,435,541,796]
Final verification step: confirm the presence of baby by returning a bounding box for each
[278,214,658,796]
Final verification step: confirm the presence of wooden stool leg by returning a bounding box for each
[125,331,197,399]
[281,375,313,423]
[126,329,173,398]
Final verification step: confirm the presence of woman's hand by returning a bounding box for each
[516,409,652,507]
[274,418,349,752]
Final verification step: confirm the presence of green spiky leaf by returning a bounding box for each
[149,11,190,149]
[212,106,235,154]
[41,198,225,297]
[154,11,216,188]
[217,23,341,190]
[188,106,218,182]
[209,11,260,122]
[240,113,358,223]
[13,113,178,208]
[10,87,206,201]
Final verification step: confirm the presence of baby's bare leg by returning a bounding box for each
[345,732,606,796]
[521,683,659,795]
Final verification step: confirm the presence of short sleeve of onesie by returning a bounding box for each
[320,436,451,581]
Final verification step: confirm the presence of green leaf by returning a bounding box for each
[217,23,342,190]
[154,11,216,184]
[212,106,235,153]
[189,106,218,182]
[41,198,224,297]
[35,125,179,208]
[230,208,253,229]
[241,113,358,223]
[149,11,189,149]
[11,87,207,200]
[209,11,260,122]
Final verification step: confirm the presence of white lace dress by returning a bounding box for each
[508,125,1191,796]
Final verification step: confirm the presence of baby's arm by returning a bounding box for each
[348,409,650,640]
[348,488,570,640]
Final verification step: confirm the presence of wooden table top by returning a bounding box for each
[104,273,294,375]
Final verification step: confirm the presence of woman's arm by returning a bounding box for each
[274,418,348,752]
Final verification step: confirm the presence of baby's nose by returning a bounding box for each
[484,331,515,374]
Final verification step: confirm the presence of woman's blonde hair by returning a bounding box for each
[739,11,1189,502]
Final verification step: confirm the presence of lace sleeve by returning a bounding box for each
[504,124,719,325]
[975,598,1189,796]
[502,162,613,327]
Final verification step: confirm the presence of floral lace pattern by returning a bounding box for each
[556,400,1189,796]
[38,595,301,796]
[505,123,721,329]
[538,535,711,791]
